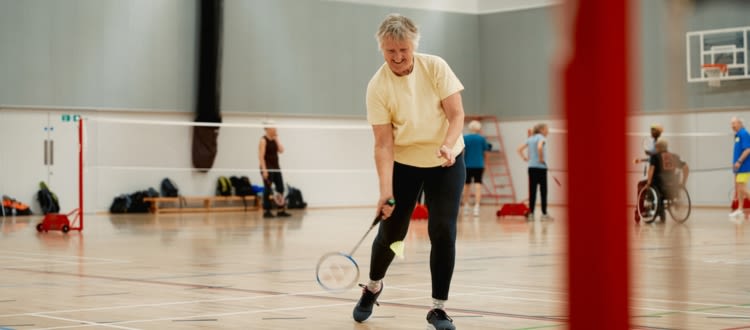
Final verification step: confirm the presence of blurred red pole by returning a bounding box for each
[564,0,630,328]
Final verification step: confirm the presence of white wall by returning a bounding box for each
[0,109,80,212]
[91,112,379,211]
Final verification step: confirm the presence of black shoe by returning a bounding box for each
[276,211,292,217]
[263,211,275,218]
[352,283,382,322]
[426,308,455,330]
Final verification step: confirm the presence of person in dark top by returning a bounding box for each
[643,139,689,222]
[259,120,291,218]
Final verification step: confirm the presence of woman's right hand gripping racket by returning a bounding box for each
[315,199,395,292]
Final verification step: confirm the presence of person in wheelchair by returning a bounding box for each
[642,139,689,222]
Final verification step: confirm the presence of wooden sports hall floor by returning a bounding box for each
[0,206,748,330]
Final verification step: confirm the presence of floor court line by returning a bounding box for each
[511,325,563,330]
[3,288,738,327]
[2,251,127,263]
[637,297,750,309]
[0,284,507,320]
[452,284,750,321]
[1,271,571,328]
[0,255,129,269]
[0,292,284,319]
[454,284,750,310]
[636,305,750,319]
[33,298,565,330]
[30,313,140,330]
[74,292,131,298]
[3,263,557,313]
[0,257,98,268]
[8,265,748,327]
[139,266,314,280]
[720,325,750,330]
[34,301,359,330]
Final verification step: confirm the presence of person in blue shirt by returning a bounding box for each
[462,120,492,216]
[730,117,750,222]
[518,123,551,221]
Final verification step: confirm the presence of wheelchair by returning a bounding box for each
[636,181,691,224]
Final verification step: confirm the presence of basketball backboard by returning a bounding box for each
[686,26,750,84]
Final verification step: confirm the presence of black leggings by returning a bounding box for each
[528,168,548,215]
[369,153,465,300]
[261,170,285,211]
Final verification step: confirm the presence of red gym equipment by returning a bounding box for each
[411,203,428,220]
[496,202,530,217]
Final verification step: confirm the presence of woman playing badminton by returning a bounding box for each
[353,13,465,330]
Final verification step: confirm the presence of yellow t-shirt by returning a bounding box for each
[366,53,465,168]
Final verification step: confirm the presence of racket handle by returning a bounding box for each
[351,199,397,256]
[371,198,396,226]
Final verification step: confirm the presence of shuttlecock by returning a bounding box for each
[390,241,405,259]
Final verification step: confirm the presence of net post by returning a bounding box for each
[78,118,84,231]
[564,0,630,328]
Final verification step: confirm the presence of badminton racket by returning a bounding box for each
[315,199,395,292]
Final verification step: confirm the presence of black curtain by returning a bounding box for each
[192,0,223,171]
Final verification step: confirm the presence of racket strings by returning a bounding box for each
[320,260,354,282]
[316,253,359,291]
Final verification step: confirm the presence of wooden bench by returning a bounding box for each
[143,195,258,214]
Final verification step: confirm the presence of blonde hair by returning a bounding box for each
[650,123,663,132]
[376,13,420,50]
[532,123,547,134]
[468,120,481,132]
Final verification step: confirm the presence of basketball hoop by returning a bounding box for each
[701,63,728,87]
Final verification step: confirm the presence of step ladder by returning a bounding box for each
[464,115,517,205]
